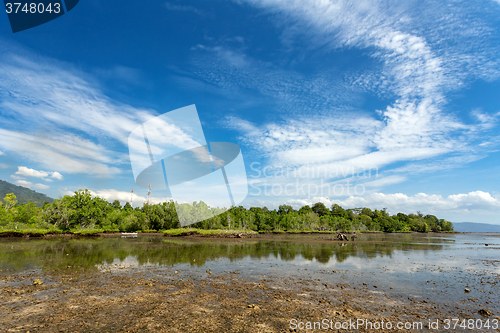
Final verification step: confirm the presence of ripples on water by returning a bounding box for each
[1,233,499,311]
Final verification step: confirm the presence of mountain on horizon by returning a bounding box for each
[0,180,54,207]
[453,222,500,233]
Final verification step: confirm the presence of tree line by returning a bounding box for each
[0,189,454,233]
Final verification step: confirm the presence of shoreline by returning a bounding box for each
[0,231,164,238]
[0,229,460,238]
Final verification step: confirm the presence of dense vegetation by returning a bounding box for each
[0,189,454,233]
[0,180,54,207]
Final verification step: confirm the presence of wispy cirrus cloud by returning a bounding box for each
[0,129,123,177]
[191,44,356,114]
[164,2,207,16]
[178,0,500,221]
[210,0,500,180]
[0,51,152,178]
[0,48,201,179]
[0,54,152,145]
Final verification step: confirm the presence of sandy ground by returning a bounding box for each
[1,263,499,333]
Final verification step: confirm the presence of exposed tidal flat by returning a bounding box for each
[0,234,498,332]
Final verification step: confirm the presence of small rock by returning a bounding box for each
[174,271,178,274]
[33,279,43,285]
[332,270,337,273]
[485,244,488,246]
[373,286,377,288]
[247,304,260,310]
[478,309,492,317]
[464,288,471,293]
[363,283,368,286]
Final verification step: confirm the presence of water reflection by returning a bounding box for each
[0,233,473,273]
[2,233,498,315]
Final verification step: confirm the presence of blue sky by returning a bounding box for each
[1,0,500,223]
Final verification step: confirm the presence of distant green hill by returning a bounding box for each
[452,222,500,233]
[0,180,54,207]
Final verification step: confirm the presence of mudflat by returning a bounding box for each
[0,234,498,332]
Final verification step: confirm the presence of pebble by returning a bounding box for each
[478,309,492,317]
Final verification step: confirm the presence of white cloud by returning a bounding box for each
[0,125,122,177]
[0,52,153,178]
[287,191,500,215]
[0,151,4,155]
[32,183,50,190]
[15,166,50,178]
[362,175,407,188]
[14,179,32,188]
[0,163,8,169]
[231,113,458,173]
[164,2,206,16]
[388,154,486,176]
[471,109,500,130]
[205,0,500,205]
[0,54,151,146]
[14,166,65,181]
[191,45,354,114]
[217,0,498,129]
[94,65,146,87]
[12,178,49,190]
[0,50,208,179]
[61,188,173,206]
[91,189,137,203]
[51,171,64,180]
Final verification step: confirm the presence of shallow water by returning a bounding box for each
[1,233,499,314]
